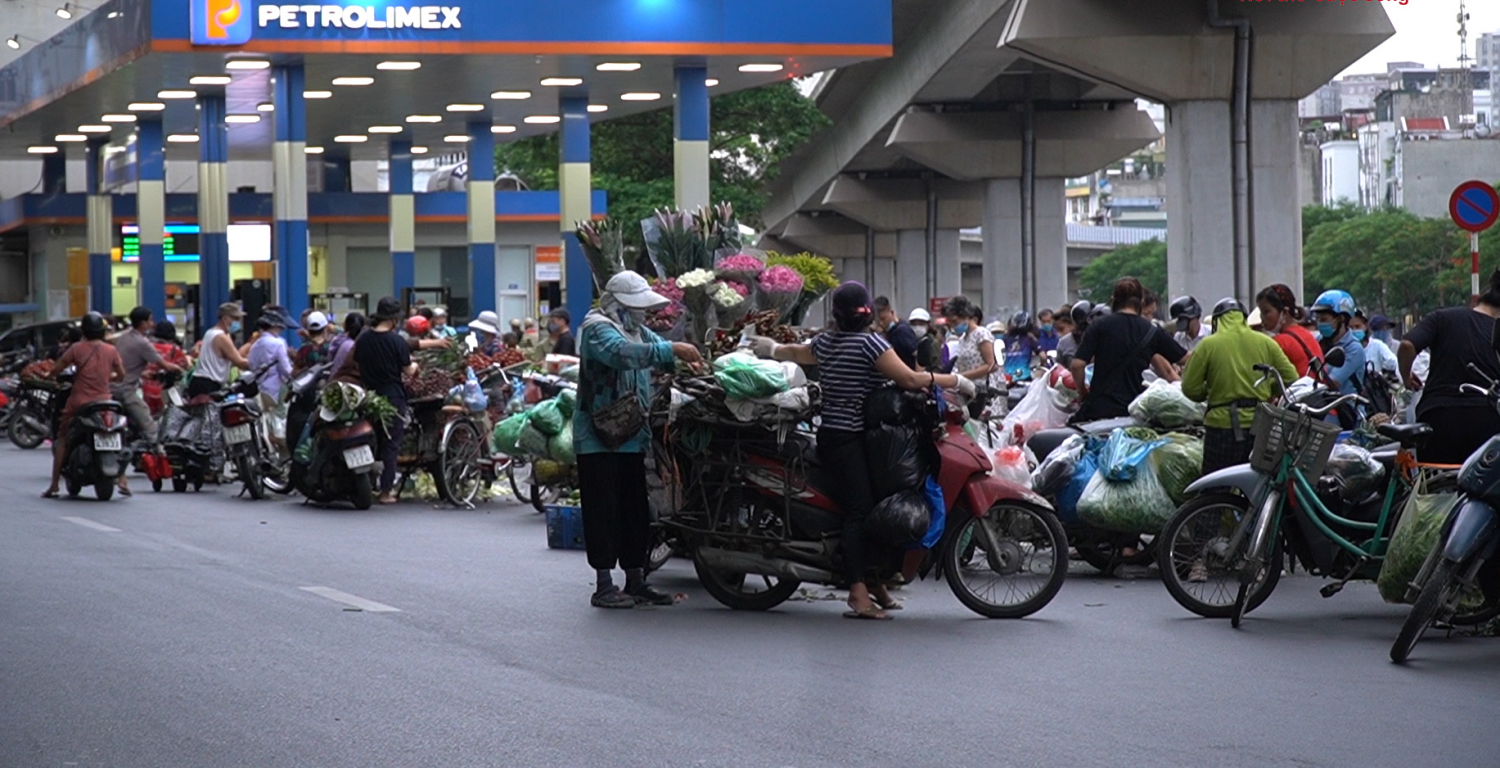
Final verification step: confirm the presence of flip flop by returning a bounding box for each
[842,606,892,621]
[874,597,904,611]
[118,486,133,498]
[41,490,59,499]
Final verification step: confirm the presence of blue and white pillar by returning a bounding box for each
[272,64,309,323]
[468,121,497,316]
[136,118,166,319]
[389,140,415,298]
[559,95,593,325]
[674,64,710,211]
[85,137,112,313]
[198,93,230,335]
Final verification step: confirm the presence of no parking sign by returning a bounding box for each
[1449,181,1500,300]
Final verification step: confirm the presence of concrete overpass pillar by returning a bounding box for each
[1250,99,1303,300]
[467,120,497,316]
[136,117,166,320]
[272,64,309,327]
[982,177,1067,318]
[894,229,960,315]
[84,138,111,314]
[389,140,415,299]
[197,93,230,337]
[674,64,710,211]
[559,95,594,326]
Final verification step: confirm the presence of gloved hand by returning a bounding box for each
[954,376,977,399]
[749,336,779,360]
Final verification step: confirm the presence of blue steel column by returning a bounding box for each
[198,93,230,335]
[674,65,710,211]
[389,140,415,297]
[272,64,309,323]
[559,95,593,325]
[136,118,166,319]
[85,137,113,313]
[467,121,497,315]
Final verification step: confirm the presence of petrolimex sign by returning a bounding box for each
[193,0,461,45]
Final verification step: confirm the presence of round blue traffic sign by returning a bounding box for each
[1450,181,1500,233]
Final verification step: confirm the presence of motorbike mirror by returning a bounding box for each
[1324,347,1346,369]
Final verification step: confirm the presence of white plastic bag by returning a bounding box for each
[992,445,1032,488]
[1001,375,1073,447]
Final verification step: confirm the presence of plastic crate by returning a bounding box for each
[544,504,587,550]
[1249,403,1341,477]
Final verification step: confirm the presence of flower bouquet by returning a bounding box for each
[756,265,805,320]
[714,252,766,286]
[642,208,711,278]
[713,280,751,328]
[574,216,625,291]
[695,202,743,261]
[676,268,718,345]
[766,252,838,326]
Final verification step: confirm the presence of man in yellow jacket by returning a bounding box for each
[1182,299,1298,475]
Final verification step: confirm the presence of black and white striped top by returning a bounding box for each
[811,331,891,432]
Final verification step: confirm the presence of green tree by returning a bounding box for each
[1302,202,1363,245]
[492,81,829,255]
[1303,208,1466,318]
[1076,238,1167,303]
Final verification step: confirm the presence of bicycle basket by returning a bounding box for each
[1249,403,1341,477]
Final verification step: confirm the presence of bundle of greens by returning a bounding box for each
[575,216,626,289]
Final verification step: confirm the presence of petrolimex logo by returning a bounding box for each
[193,0,253,45]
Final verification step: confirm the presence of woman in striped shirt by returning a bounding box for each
[754,282,974,620]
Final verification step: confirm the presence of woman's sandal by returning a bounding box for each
[843,602,892,620]
[873,595,904,611]
[41,489,59,499]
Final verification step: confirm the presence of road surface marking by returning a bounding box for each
[298,586,401,613]
[62,517,121,533]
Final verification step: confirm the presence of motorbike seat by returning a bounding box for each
[77,400,123,416]
[1376,422,1432,448]
[188,394,216,407]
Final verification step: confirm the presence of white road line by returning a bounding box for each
[298,586,401,613]
[62,516,121,533]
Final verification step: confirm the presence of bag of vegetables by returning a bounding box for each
[1151,433,1205,504]
[1128,380,1206,428]
[548,429,576,465]
[517,423,551,458]
[527,400,567,436]
[491,412,529,455]
[1076,461,1176,535]
[1377,472,1460,603]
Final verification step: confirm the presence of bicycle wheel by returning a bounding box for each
[1158,494,1282,619]
[507,459,535,504]
[944,501,1068,618]
[435,419,484,507]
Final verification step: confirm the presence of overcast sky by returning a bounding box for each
[1343,0,1500,76]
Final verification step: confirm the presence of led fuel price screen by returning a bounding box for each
[119,224,272,262]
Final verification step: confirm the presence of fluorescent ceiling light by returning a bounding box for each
[331,76,375,86]
[443,135,470,143]
[78,125,112,133]
[596,62,640,72]
[410,146,429,154]
[524,115,561,124]
[6,37,21,51]
[540,77,583,87]
[405,115,441,123]
[56,4,74,20]
[491,90,532,100]
[167,134,200,143]
[377,61,421,71]
[157,90,197,99]
[491,125,517,134]
[446,104,484,112]
[101,114,137,122]
[705,79,720,87]
[55,134,87,142]
[303,90,333,99]
[738,63,784,73]
[368,126,403,134]
[256,102,274,112]
[620,92,661,101]
[27,146,59,154]
[106,11,120,19]
[225,60,270,70]
[587,105,608,113]
[189,75,232,85]
[127,102,166,112]
[305,146,325,154]
[225,114,260,124]
[334,135,369,143]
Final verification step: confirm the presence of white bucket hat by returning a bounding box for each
[469,310,501,335]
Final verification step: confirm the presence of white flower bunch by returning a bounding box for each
[711,282,745,308]
[676,268,716,289]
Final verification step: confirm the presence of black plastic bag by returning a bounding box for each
[864,384,919,427]
[864,423,928,500]
[866,490,931,548]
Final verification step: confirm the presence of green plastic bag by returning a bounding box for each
[548,429,576,465]
[1377,480,1460,603]
[713,353,789,400]
[1151,433,1204,504]
[1128,380,1206,428]
[556,388,577,419]
[518,423,551,458]
[492,413,528,455]
[1076,463,1175,535]
[528,399,566,436]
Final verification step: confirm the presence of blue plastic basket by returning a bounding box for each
[544,505,587,550]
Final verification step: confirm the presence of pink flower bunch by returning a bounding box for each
[723,280,751,298]
[717,254,765,273]
[654,278,685,304]
[758,265,804,294]
[654,302,684,319]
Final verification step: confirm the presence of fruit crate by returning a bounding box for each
[544,504,587,550]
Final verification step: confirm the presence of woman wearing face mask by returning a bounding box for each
[1255,284,1323,379]
[941,296,997,381]
[188,302,252,398]
[1349,311,1398,376]
[575,271,704,609]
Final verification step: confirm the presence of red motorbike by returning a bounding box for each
[653,383,1069,618]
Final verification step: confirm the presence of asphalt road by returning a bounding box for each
[1,447,1496,768]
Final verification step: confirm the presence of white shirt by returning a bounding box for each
[196,327,233,384]
[1174,324,1211,354]
[1363,337,1399,375]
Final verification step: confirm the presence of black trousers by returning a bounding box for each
[1415,405,1500,465]
[816,428,878,585]
[1202,426,1255,477]
[579,451,651,572]
[377,405,407,494]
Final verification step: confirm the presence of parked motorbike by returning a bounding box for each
[219,378,273,500]
[1390,364,1500,663]
[655,382,1069,618]
[9,378,59,450]
[57,390,132,501]
[287,374,382,510]
[159,387,222,493]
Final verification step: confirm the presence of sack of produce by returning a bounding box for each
[1098,428,1167,483]
[1076,462,1175,534]
[1127,380,1206,428]
[533,459,572,486]
[864,423,928,500]
[492,413,529,455]
[1151,433,1205,504]
[866,489,932,549]
[1032,434,1086,496]
[992,445,1032,489]
[1376,477,1460,603]
[1056,448,1100,522]
[547,429,576,465]
[1324,443,1385,500]
[527,399,566,436]
[712,352,789,400]
[517,422,551,458]
[556,388,578,419]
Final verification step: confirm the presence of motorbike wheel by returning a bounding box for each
[261,460,293,496]
[172,476,188,493]
[151,477,162,493]
[351,473,374,510]
[1392,558,1461,663]
[94,480,115,501]
[238,456,265,501]
[8,409,45,450]
[530,483,563,514]
[435,419,484,507]
[944,501,1068,619]
[65,474,82,498]
[645,526,675,575]
[507,459,535,505]
[692,550,800,611]
[1157,494,1282,620]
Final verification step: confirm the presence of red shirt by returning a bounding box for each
[1274,325,1324,379]
[57,340,122,409]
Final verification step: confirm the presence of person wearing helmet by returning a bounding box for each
[42,312,126,499]
[1056,301,1091,364]
[430,306,458,340]
[1397,268,1500,464]
[1309,289,1365,397]
[1069,277,1187,423]
[1181,298,1298,474]
[1169,295,1209,354]
[403,314,432,340]
[249,306,298,456]
[1002,310,1039,380]
[908,308,939,371]
[293,311,335,374]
